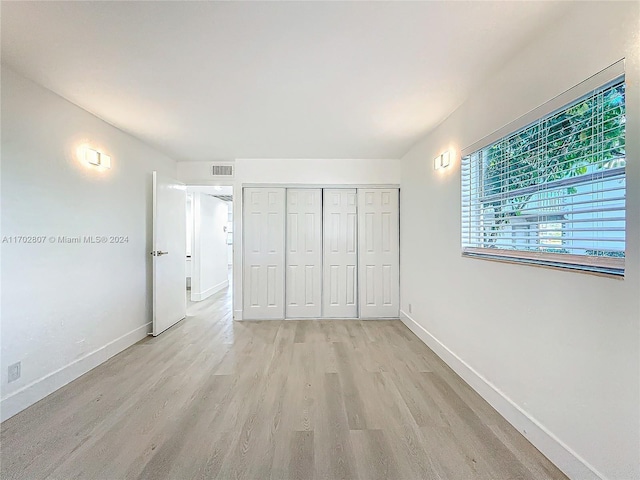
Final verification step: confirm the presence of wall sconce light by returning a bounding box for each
[434,151,450,170]
[85,147,111,168]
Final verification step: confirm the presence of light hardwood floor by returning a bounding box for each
[1,286,567,480]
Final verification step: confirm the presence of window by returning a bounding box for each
[461,68,626,276]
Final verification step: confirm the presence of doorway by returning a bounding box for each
[185,185,234,304]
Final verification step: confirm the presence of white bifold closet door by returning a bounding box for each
[286,189,322,318]
[243,188,286,320]
[323,189,358,318]
[358,188,400,318]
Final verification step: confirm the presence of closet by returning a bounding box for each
[323,189,358,318]
[286,189,322,318]
[243,187,399,320]
[243,188,286,320]
[358,188,400,318]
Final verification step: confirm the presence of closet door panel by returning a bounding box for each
[286,189,322,318]
[323,189,358,318]
[243,188,286,319]
[358,188,399,318]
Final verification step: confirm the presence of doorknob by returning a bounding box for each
[150,250,169,256]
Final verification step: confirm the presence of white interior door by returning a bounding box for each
[358,188,399,318]
[323,189,358,318]
[152,171,187,336]
[286,189,322,318]
[243,188,286,319]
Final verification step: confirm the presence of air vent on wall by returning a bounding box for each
[212,164,234,177]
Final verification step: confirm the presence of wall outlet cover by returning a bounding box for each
[8,362,21,383]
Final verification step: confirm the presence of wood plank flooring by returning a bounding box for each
[1,286,567,479]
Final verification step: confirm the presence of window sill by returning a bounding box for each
[461,249,624,279]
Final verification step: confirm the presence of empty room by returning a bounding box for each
[1,1,638,480]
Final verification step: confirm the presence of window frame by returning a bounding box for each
[460,61,626,278]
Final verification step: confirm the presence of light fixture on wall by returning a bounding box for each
[84,147,111,168]
[434,151,450,170]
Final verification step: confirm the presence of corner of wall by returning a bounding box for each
[1,322,150,422]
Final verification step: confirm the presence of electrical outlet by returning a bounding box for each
[408,303,412,314]
[8,362,21,383]
[76,338,86,351]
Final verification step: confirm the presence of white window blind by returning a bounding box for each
[461,75,626,276]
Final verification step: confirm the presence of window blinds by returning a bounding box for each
[461,77,626,276]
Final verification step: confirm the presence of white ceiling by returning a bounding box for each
[1,1,571,161]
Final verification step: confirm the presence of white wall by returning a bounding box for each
[191,193,229,301]
[0,67,177,420]
[178,157,401,319]
[399,4,639,480]
[178,157,401,186]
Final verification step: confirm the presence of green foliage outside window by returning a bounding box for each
[480,81,626,245]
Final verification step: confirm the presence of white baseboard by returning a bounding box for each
[359,317,400,321]
[1,322,151,422]
[191,279,229,301]
[235,314,400,321]
[399,310,604,480]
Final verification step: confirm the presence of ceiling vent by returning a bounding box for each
[212,164,234,177]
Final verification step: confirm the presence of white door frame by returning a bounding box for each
[235,183,400,321]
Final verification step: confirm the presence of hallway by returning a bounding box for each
[1,287,566,479]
